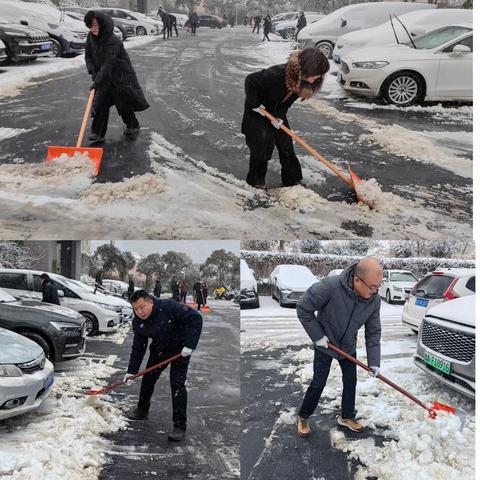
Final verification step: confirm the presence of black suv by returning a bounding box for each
[0,19,52,64]
[0,287,86,364]
[198,15,227,29]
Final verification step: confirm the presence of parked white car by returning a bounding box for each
[297,1,433,58]
[414,295,475,399]
[333,8,472,64]
[378,270,417,303]
[0,327,54,420]
[237,259,259,309]
[273,12,324,39]
[99,8,161,35]
[402,268,475,333]
[337,24,472,105]
[326,268,344,277]
[0,269,120,337]
[0,39,6,63]
[271,265,317,307]
[0,0,88,56]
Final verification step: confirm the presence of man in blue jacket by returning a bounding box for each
[124,290,203,442]
[296,257,382,436]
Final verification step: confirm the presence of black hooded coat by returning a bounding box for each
[85,11,149,113]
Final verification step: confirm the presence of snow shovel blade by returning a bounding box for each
[348,164,374,210]
[46,146,103,176]
[431,401,467,428]
[201,305,211,312]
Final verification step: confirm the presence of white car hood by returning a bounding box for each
[276,271,317,291]
[0,328,43,364]
[425,295,475,327]
[346,44,436,63]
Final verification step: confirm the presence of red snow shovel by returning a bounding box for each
[85,352,182,396]
[260,107,374,209]
[200,291,211,312]
[46,89,103,176]
[327,342,466,424]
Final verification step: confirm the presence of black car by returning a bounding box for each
[0,19,52,64]
[0,287,86,364]
[198,15,227,29]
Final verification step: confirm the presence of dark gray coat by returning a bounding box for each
[297,264,381,367]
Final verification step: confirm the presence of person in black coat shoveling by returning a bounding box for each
[252,15,261,34]
[153,278,162,298]
[242,48,330,189]
[262,15,272,42]
[295,12,307,41]
[193,280,204,310]
[124,290,203,442]
[296,257,382,437]
[84,10,149,143]
[40,273,60,305]
[188,11,199,36]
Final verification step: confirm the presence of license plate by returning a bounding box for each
[40,43,51,51]
[424,352,450,374]
[415,297,429,307]
[44,372,54,390]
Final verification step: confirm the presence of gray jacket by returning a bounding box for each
[297,264,381,367]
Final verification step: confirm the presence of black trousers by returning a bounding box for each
[195,293,204,310]
[298,348,357,420]
[138,351,190,430]
[262,33,270,42]
[191,25,197,35]
[181,291,187,303]
[252,24,260,34]
[245,122,302,187]
[92,90,139,137]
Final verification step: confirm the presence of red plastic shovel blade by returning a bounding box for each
[46,146,103,176]
[432,401,456,414]
[201,306,211,312]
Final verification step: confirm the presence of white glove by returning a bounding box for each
[123,373,135,383]
[314,335,329,349]
[252,104,266,116]
[370,366,380,378]
[181,347,193,357]
[271,118,284,129]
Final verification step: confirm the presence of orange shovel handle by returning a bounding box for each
[260,107,354,188]
[77,89,95,148]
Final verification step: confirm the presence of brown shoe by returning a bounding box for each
[337,417,364,432]
[297,416,311,438]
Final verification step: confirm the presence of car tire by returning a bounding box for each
[20,331,54,363]
[50,38,62,57]
[81,312,99,336]
[283,28,295,40]
[136,26,147,36]
[315,40,333,58]
[279,294,286,308]
[386,290,392,304]
[271,287,276,300]
[252,296,260,309]
[381,71,425,106]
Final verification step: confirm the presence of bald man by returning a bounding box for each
[296,258,382,436]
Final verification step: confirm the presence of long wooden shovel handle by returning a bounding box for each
[260,107,354,188]
[77,89,96,148]
[327,342,433,415]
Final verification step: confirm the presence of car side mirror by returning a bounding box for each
[341,19,347,28]
[452,44,471,55]
[20,19,28,26]
[57,290,65,297]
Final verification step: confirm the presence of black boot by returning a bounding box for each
[88,133,105,143]
[126,407,149,420]
[124,125,140,136]
[168,427,185,442]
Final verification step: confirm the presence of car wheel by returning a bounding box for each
[271,287,276,300]
[386,290,392,304]
[315,41,333,58]
[136,26,147,36]
[50,38,62,57]
[20,332,54,362]
[283,28,295,40]
[279,293,286,308]
[81,312,99,336]
[252,294,260,309]
[381,71,425,106]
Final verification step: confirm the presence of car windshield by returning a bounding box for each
[390,272,417,282]
[0,288,16,303]
[404,26,471,50]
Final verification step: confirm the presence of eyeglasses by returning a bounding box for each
[356,275,383,293]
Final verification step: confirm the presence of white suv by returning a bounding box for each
[402,268,475,333]
[378,270,417,304]
[0,269,121,337]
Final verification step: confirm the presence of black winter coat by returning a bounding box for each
[189,13,199,26]
[127,298,202,374]
[241,64,298,136]
[297,15,307,30]
[42,280,60,305]
[85,11,149,113]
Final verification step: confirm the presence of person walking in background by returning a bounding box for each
[193,280,203,311]
[180,280,188,304]
[124,290,203,442]
[153,278,162,298]
[128,276,135,300]
[201,282,208,306]
[171,280,181,302]
[252,15,261,34]
[262,15,272,42]
[95,270,103,286]
[84,10,149,142]
[188,11,199,36]
[169,13,178,37]
[40,273,60,306]
[295,12,307,41]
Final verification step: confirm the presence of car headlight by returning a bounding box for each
[50,321,80,332]
[97,303,118,312]
[352,61,389,69]
[5,32,28,37]
[393,286,402,292]
[0,365,23,377]
[281,289,292,294]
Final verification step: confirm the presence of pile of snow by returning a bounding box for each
[0,127,32,142]
[355,178,395,212]
[89,323,130,345]
[269,185,327,213]
[0,357,126,480]
[81,173,166,206]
